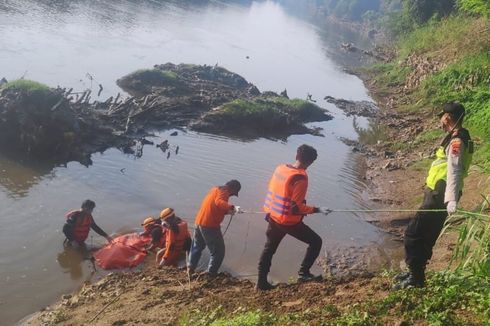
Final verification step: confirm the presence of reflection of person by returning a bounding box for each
[187,180,241,277]
[395,103,473,289]
[57,244,84,280]
[156,208,191,267]
[257,145,330,291]
[62,200,112,248]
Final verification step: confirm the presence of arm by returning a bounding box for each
[148,227,164,251]
[444,138,465,204]
[290,178,317,215]
[90,220,110,239]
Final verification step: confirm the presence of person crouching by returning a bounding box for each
[141,217,165,252]
[156,208,191,267]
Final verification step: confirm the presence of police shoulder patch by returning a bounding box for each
[450,139,462,155]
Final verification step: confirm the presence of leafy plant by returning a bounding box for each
[459,0,490,16]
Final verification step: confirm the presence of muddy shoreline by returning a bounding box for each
[19,58,490,326]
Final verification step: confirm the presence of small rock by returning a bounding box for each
[170,131,178,136]
[61,294,72,300]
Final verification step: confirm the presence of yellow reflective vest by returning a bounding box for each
[426,129,473,191]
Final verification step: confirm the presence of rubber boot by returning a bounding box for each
[394,271,411,282]
[255,272,276,291]
[298,270,323,282]
[393,266,425,290]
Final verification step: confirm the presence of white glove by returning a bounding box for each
[319,207,332,215]
[233,206,243,214]
[447,201,457,215]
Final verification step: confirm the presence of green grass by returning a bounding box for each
[397,15,477,59]
[409,158,433,172]
[414,128,445,144]
[128,69,179,85]
[1,79,50,93]
[178,271,490,325]
[218,97,326,122]
[421,53,490,169]
[369,62,411,87]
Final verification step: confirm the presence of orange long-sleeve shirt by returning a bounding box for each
[288,172,316,216]
[195,186,233,228]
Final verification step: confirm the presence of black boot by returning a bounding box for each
[393,266,425,290]
[298,270,323,282]
[394,271,411,282]
[255,273,276,291]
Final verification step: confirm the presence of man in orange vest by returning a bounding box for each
[62,200,112,248]
[187,180,241,277]
[257,145,330,291]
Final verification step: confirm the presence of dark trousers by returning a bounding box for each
[404,186,448,270]
[258,216,322,278]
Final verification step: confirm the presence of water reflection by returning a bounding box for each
[57,242,97,280]
[0,153,56,199]
[354,117,388,145]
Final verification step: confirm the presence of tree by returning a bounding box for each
[405,0,457,23]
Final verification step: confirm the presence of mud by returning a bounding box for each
[24,265,393,326]
[324,95,378,118]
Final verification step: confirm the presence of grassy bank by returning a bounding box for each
[180,271,490,325]
[369,15,490,171]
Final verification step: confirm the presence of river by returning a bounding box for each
[0,1,397,324]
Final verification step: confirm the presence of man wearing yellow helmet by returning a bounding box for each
[141,216,165,252]
[156,208,191,267]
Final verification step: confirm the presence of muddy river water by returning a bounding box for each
[0,1,399,324]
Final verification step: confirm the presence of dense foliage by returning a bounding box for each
[459,0,490,16]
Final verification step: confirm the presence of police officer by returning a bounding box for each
[395,102,473,289]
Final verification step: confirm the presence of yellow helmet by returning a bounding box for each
[159,208,175,220]
[141,216,156,226]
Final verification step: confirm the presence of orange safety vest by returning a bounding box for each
[66,210,93,243]
[264,164,308,225]
[163,221,190,265]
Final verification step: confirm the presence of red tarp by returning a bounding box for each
[93,233,151,269]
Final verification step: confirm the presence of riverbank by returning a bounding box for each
[23,60,490,326]
[20,12,490,326]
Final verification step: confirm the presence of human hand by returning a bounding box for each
[447,201,457,215]
[319,207,332,215]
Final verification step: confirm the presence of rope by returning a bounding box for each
[222,212,235,236]
[238,209,490,218]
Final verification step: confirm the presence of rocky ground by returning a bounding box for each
[25,266,396,326]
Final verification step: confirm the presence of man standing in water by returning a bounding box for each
[187,180,241,277]
[395,102,473,289]
[63,200,112,248]
[256,144,331,291]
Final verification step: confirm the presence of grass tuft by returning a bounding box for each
[2,79,50,94]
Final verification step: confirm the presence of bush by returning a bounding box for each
[1,79,51,95]
[459,0,490,17]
